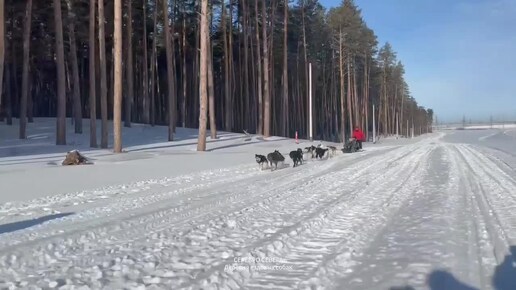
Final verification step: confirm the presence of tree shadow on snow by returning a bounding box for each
[206,138,289,152]
[129,135,246,153]
[0,213,73,235]
[0,120,241,162]
[389,245,516,290]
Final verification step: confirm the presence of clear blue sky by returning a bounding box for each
[320,0,516,123]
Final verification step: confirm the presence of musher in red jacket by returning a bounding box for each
[352,127,365,150]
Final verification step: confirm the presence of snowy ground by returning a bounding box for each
[1,119,516,290]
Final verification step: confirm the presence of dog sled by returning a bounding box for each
[342,138,361,153]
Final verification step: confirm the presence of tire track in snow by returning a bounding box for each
[0,163,260,220]
[0,164,265,247]
[447,145,504,290]
[448,145,493,290]
[0,143,420,289]
[189,142,436,290]
[478,148,516,175]
[461,145,516,190]
[198,146,433,289]
[331,144,462,290]
[453,145,516,256]
[320,141,516,290]
[1,151,371,247]
[0,148,395,289]
[0,158,327,248]
[286,143,435,290]
[437,143,516,290]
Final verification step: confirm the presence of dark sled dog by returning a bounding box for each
[267,150,285,170]
[305,145,317,158]
[289,148,304,167]
[315,147,328,159]
[255,154,268,170]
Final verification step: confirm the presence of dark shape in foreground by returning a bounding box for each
[390,246,516,290]
[492,246,516,290]
[427,270,479,290]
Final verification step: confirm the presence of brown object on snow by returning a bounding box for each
[62,150,91,166]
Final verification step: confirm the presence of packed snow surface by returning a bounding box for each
[1,119,516,289]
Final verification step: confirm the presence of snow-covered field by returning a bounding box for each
[438,123,516,131]
[1,119,516,290]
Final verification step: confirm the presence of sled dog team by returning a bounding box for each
[255,144,338,171]
[254,127,366,171]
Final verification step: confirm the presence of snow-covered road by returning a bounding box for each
[1,132,516,289]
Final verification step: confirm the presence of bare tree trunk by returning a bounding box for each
[254,0,262,135]
[238,35,243,131]
[142,0,149,124]
[228,0,234,130]
[0,0,4,109]
[109,49,114,120]
[295,47,300,130]
[262,0,270,137]
[98,0,108,148]
[19,0,32,139]
[11,11,19,118]
[124,0,133,128]
[391,80,399,137]
[339,30,345,142]
[150,0,157,126]
[249,19,256,132]
[27,69,33,123]
[207,32,216,139]
[89,0,97,147]
[171,6,177,133]
[346,55,353,134]
[113,0,122,152]
[54,0,67,145]
[106,47,115,120]
[221,0,229,130]
[80,46,86,113]
[400,88,404,137]
[301,0,308,138]
[193,19,199,126]
[155,56,161,122]
[197,0,208,151]
[5,62,11,125]
[364,54,369,140]
[269,1,276,134]
[4,41,11,124]
[66,56,72,124]
[181,3,187,127]
[332,50,337,140]
[66,0,82,134]
[282,0,288,136]
[162,0,175,141]
[383,69,387,135]
[242,0,250,131]
[353,60,359,128]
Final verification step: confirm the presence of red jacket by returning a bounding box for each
[352,129,365,141]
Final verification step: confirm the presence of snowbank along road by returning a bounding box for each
[1,131,516,289]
